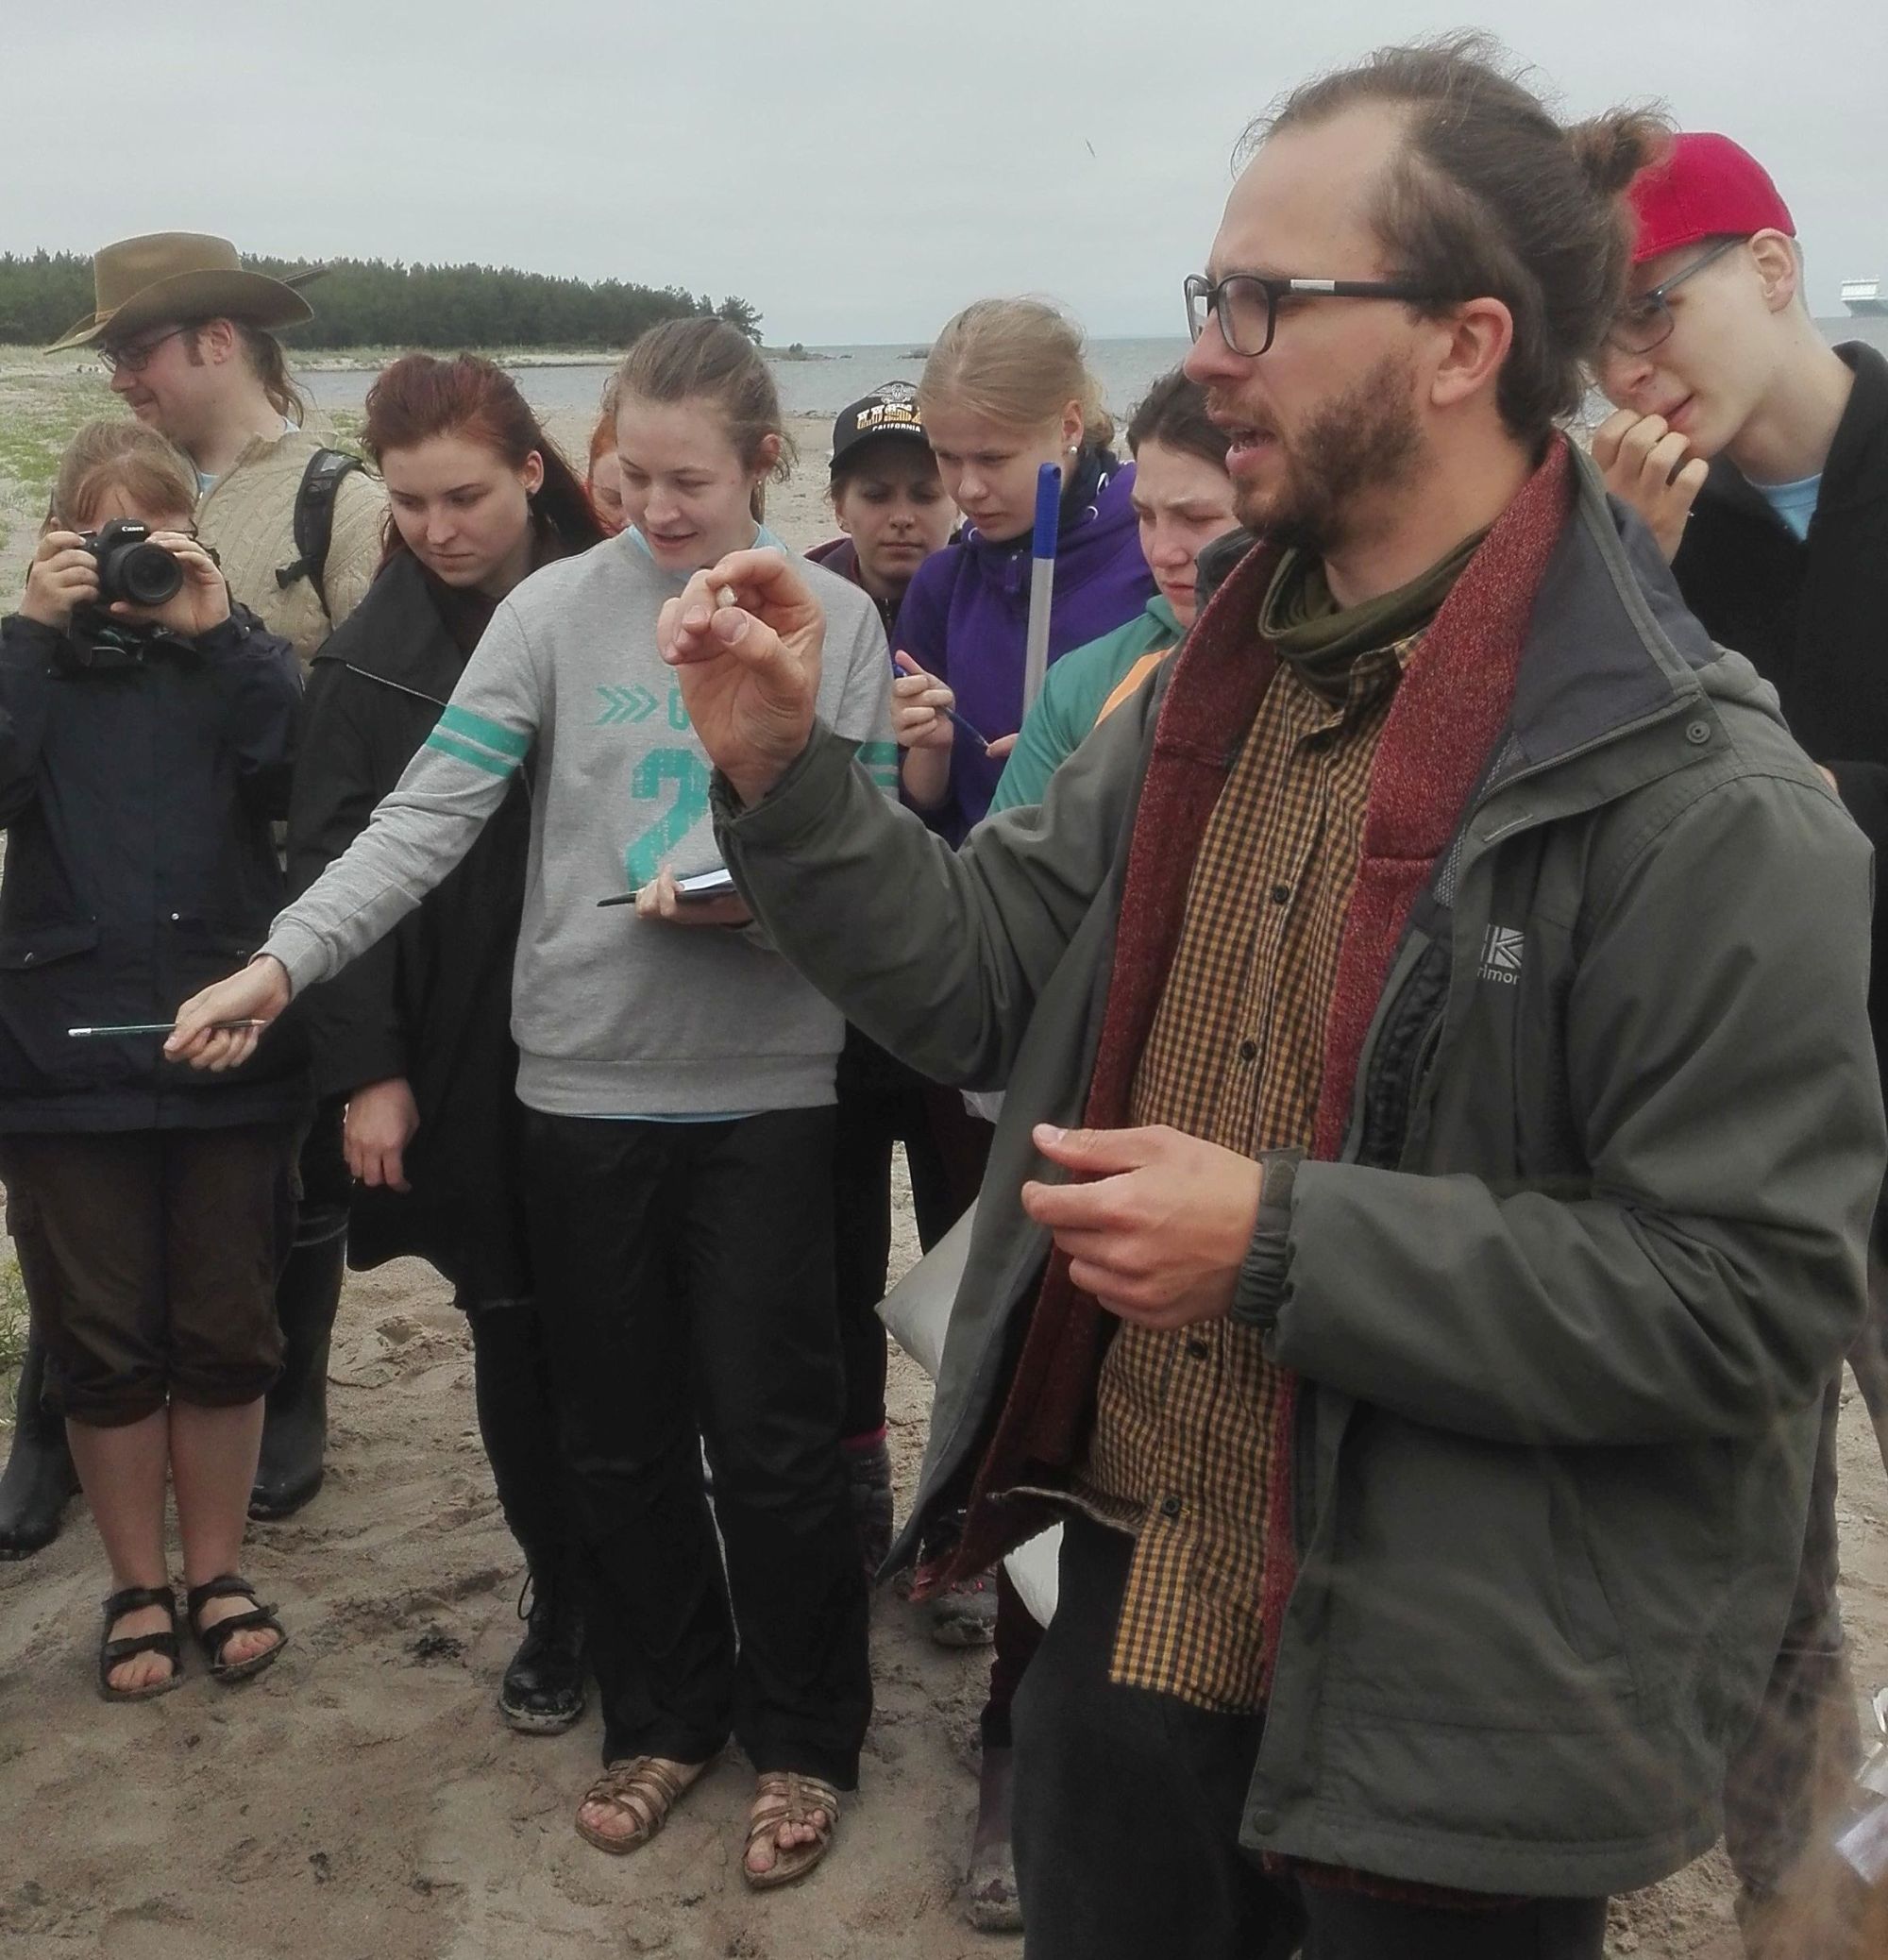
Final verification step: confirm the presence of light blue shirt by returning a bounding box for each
[1749,471,1821,542]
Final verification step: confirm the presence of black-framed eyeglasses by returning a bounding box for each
[97,325,192,376]
[1604,239,1742,356]
[1184,272,1451,358]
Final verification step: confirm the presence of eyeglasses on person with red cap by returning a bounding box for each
[1604,237,1745,355]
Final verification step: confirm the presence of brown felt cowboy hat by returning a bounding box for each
[44,232,324,354]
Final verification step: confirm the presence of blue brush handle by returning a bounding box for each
[1032,463,1061,560]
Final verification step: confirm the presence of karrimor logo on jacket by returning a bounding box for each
[1479,924,1525,986]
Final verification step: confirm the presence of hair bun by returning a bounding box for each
[1569,110,1672,198]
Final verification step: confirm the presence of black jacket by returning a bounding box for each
[1672,340,1888,1085]
[287,553,531,1305]
[0,606,308,1133]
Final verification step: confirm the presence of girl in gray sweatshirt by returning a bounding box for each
[177,322,895,1887]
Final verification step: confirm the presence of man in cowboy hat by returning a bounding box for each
[0,233,384,1558]
[45,232,384,662]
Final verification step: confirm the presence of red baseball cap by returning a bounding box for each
[1627,132,1795,264]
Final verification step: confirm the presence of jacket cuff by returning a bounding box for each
[312,1036,409,1103]
[1229,1149,1303,1333]
[188,612,253,657]
[711,719,852,846]
[1,614,63,659]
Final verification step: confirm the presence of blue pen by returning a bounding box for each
[894,650,993,751]
[1020,463,1062,713]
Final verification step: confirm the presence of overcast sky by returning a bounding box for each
[13,2,1884,343]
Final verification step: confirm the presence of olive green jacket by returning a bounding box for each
[716,450,1884,1897]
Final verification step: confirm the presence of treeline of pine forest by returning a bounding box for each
[0,250,763,350]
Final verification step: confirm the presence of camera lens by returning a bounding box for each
[101,538,183,608]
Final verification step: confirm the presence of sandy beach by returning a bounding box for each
[0,356,1885,1958]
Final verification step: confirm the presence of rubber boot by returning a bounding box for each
[468,1302,586,1733]
[0,1333,78,1558]
[249,1208,346,1520]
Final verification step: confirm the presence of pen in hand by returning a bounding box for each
[69,1020,270,1039]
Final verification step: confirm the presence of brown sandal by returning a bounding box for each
[744,1771,841,1891]
[574,1755,707,1855]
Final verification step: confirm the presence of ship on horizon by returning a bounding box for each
[1843,278,1886,317]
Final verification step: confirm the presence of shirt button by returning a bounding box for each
[1238,1038,1258,1063]
[1187,1338,1210,1360]
[1270,883,1291,905]
[1159,1495,1182,1520]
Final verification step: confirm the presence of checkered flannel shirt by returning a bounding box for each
[1074,634,1415,1711]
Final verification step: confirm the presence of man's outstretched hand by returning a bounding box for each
[1020,1123,1263,1330]
[657,549,826,807]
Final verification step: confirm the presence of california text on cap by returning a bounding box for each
[830,381,930,476]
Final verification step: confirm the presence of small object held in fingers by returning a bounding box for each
[70,1020,269,1039]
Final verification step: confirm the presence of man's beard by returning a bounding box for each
[1231,351,1425,558]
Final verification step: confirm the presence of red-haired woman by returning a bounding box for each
[586,382,627,536]
[287,353,606,1733]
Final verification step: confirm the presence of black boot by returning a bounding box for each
[499,1571,586,1734]
[0,1333,77,1559]
[250,1208,346,1521]
[466,1300,586,1734]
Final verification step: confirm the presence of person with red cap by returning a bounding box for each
[1597,133,1888,1955]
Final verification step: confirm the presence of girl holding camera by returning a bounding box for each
[170,321,893,1889]
[1,421,305,1699]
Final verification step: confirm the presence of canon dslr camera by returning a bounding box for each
[79,519,183,609]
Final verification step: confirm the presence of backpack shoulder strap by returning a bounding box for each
[277,448,367,617]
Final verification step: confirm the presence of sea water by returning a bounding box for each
[297,320,1886,439]
[298,338,1195,427]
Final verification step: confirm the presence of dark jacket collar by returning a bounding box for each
[1694,340,1888,536]
[1819,340,1888,521]
[312,551,467,705]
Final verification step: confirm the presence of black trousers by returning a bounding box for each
[464,1296,570,1592]
[1013,1518,1607,1960]
[522,1106,870,1784]
[831,1031,990,1442]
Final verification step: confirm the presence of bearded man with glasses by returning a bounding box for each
[0,236,386,1560]
[1597,133,1888,1959]
[646,36,1883,1960]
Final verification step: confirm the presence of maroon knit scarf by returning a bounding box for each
[935,441,1576,1645]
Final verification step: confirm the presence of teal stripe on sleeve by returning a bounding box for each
[437,701,531,760]
[425,730,519,779]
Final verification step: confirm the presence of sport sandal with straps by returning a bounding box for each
[575,1755,712,1854]
[744,1771,841,1892]
[97,1584,183,1702]
[184,1573,287,1683]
